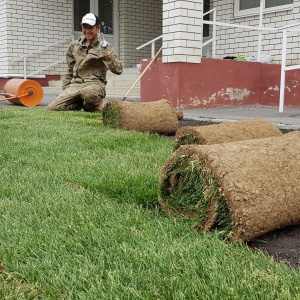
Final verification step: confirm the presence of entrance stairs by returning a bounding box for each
[42,67,140,100]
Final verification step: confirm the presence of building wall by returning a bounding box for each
[211,0,300,65]
[162,0,203,63]
[119,0,162,68]
[1,0,73,76]
[0,0,8,73]
[1,0,162,74]
[2,0,300,78]
[140,58,300,108]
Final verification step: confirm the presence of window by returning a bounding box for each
[236,0,293,17]
[73,0,114,34]
[265,0,292,8]
[74,0,90,32]
[203,0,210,37]
[98,0,114,34]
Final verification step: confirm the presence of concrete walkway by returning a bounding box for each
[182,105,300,130]
[1,94,299,130]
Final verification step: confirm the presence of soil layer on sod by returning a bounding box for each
[174,118,282,150]
[102,99,178,135]
[177,119,300,268]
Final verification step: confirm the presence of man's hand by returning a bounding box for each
[99,42,113,59]
[100,40,108,48]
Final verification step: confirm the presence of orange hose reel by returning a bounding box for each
[1,78,44,107]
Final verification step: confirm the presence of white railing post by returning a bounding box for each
[5,35,74,78]
[23,57,27,79]
[212,9,217,58]
[136,34,163,56]
[151,42,155,58]
[257,0,263,62]
[279,29,287,113]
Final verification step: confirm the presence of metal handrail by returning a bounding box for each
[202,8,217,58]
[27,58,66,77]
[8,35,74,79]
[135,8,216,58]
[136,35,163,58]
[10,35,74,62]
[202,7,300,113]
[203,20,279,31]
[136,7,300,113]
[279,24,300,113]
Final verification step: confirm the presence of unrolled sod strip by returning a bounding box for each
[159,131,300,242]
[102,99,179,135]
[174,118,282,150]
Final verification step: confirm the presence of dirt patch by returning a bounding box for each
[177,119,300,269]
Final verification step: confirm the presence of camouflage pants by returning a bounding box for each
[47,81,106,111]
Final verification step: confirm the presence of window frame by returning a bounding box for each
[234,0,294,18]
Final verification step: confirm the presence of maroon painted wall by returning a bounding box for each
[140,58,300,108]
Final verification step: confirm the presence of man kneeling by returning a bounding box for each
[48,13,122,112]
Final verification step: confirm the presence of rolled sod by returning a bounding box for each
[159,131,300,242]
[174,118,282,150]
[102,99,178,135]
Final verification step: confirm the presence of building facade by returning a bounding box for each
[1,0,299,78]
[0,0,162,77]
[142,1,300,109]
[211,0,299,66]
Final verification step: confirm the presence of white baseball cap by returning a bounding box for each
[81,13,99,26]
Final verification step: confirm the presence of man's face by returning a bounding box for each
[81,24,100,41]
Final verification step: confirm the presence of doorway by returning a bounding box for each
[73,0,119,54]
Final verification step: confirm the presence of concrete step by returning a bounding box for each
[106,87,140,99]
[43,85,140,98]
[106,81,140,89]
[43,86,62,95]
[44,68,141,99]
[47,73,140,87]
[106,76,140,88]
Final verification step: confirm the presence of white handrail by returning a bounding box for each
[277,23,300,31]
[10,35,74,62]
[27,59,66,77]
[8,35,74,79]
[203,8,215,17]
[279,26,300,113]
[257,0,264,62]
[136,35,163,58]
[203,20,279,32]
[136,35,163,50]
[279,29,287,113]
[136,8,300,113]
[203,8,300,113]
[212,9,217,58]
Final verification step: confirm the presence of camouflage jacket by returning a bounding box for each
[62,35,123,90]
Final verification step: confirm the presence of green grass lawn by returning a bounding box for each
[0,107,299,299]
